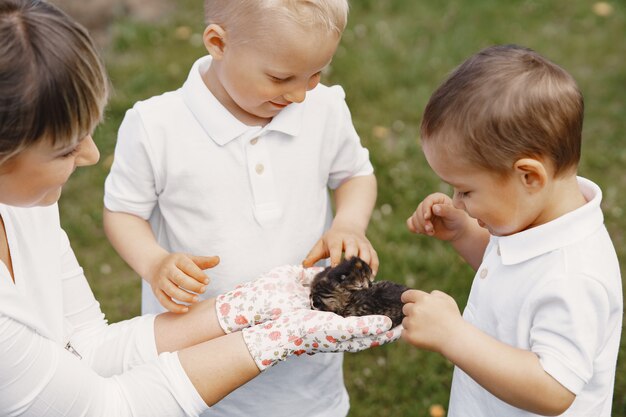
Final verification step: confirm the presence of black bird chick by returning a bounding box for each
[309,257,408,327]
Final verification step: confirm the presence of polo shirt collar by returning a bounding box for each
[496,177,604,265]
[181,55,303,146]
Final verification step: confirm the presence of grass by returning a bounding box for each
[59,1,626,416]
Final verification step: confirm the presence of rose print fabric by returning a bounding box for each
[242,309,402,371]
[216,265,324,333]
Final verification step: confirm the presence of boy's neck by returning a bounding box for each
[535,174,587,226]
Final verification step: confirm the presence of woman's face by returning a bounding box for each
[0,135,99,207]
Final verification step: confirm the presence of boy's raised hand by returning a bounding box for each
[302,225,379,275]
[149,253,220,313]
[406,192,469,241]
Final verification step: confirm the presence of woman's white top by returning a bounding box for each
[0,204,207,416]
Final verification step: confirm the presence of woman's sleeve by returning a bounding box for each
[59,227,158,375]
[0,314,207,417]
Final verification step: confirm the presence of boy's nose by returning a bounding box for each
[284,86,307,104]
[76,135,100,167]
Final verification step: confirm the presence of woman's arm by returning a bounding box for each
[0,313,257,416]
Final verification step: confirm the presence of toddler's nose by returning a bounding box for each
[284,86,307,104]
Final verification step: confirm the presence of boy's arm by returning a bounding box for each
[103,209,218,313]
[401,290,575,415]
[303,174,378,272]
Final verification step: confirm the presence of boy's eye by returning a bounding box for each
[456,190,470,199]
[268,74,288,83]
[60,146,80,158]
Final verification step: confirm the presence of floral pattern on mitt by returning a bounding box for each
[242,308,402,371]
[216,265,325,333]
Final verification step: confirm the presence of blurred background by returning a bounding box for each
[50,0,625,416]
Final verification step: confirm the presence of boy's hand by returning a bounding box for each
[400,289,463,354]
[302,225,378,275]
[149,253,220,313]
[406,192,469,241]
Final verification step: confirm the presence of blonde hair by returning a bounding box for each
[0,0,108,163]
[204,0,348,44]
[421,45,584,177]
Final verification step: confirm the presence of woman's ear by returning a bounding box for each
[203,24,227,59]
[513,158,549,192]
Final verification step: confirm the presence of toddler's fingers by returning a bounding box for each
[189,255,220,271]
[169,269,206,294]
[156,290,189,314]
[302,240,327,267]
[327,240,343,267]
[342,238,359,261]
[177,256,211,285]
[163,280,201,304]
[400,288,427,303]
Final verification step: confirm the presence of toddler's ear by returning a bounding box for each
[513,158,548,191]
[203,24,227,58]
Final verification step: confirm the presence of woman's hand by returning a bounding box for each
[215,265,325,333]
[242,309,401,370]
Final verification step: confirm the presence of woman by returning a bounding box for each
[0,1,399,415]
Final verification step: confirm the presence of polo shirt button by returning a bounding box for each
[479,268,488,279]
[255,163,265,175]
[250,137,259,145]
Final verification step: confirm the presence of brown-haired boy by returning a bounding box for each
[403,44,622,416]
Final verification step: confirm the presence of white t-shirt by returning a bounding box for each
[104,55,374,417]
[0,203,208,417]
[448,177,623,417]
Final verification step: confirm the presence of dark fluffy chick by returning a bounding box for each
[309,257,408,327]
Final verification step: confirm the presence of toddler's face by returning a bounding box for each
[208,23,340,125]
[422,141,541,236]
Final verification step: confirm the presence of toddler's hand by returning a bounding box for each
[406,192,469,241]
[400,289,463,354]
[149,253,220,313]
[303,226,378,275]
[215,264,323,333]
[242,309,401,370]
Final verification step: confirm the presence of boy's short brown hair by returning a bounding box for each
[0,0,108,163]
[421,44,584,177]
[204,0,349,45]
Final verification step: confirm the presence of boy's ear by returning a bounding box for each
[513,158,549,192]
[203,24,227,59]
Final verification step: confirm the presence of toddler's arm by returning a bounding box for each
[401,290,575,415]
[103,209,219,313]
[303,174,378,273]
[406,192,489,270]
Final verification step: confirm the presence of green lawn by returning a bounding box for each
[60,1,626,416]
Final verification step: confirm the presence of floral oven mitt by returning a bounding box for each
[242,309,402,371]
[216,265,324,333]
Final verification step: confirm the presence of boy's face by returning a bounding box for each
[423,141,541,236]
[205,22,340,125]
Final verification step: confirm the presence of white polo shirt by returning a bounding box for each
[104,55,374,417]
[448,177,623,417]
